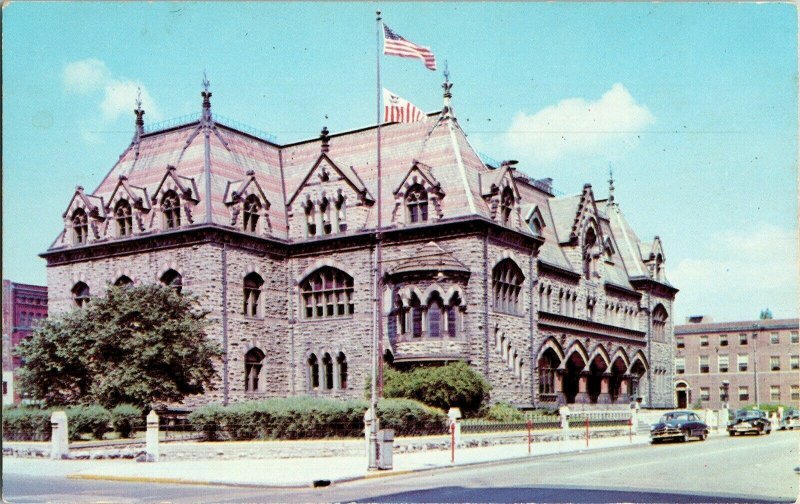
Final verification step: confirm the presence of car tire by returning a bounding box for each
[729,431,736,436]
[700,432,707,441]
[683,432,690,442]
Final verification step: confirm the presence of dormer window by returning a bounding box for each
[71,208,88,244]
[583,226,598,280]
[114,200,133,237]
[243,195,261,232]
[530,218,543,237]
[500,187,514,225]
[162,191,181,229]
[654,254,664,282]
[406,184,428,223]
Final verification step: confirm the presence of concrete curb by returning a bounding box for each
[63,438,651,489]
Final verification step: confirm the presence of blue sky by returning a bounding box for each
[3,2,797,323]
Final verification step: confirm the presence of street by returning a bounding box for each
[3,431,797,503]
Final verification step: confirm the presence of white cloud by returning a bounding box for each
[670,223,798,321]
[63,58,160,134]
[502,83,655,164]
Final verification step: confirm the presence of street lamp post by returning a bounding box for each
[751,329,759,409]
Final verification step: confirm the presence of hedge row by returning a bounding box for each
[2,404,143,441]
[188,398,447,441]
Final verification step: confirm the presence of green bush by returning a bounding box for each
[66,405,111,441]
[2,407,52,441]
[111,404,142,438]
[741,403,791,416]
[189,397,446,441]
[484,402,524,422]
[382,362,491,416]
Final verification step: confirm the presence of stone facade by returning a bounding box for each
[41,80,678,409]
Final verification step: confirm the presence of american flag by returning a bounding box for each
[383,24,437,71]
[383,89,424,123]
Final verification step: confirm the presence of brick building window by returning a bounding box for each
[771,332,779,344]
[500,187,514,225]
[243,272,264,318]
[791,355,799,370]
[700,387,710,401]
[718,354,729,373]
[675,357,685,374]
[300,267,354,319]
[492,258,524,315]
[244,347,265,392]
[739,333,748,345]
[699,355,709,373]
[792,332,799,344]
[161,190,181,229]
[160,269,183,294]
[770,385,781,402]
[114,275,133,287]
[738,354,748,372]
[792,385,799,401]
[676,337,684,349]
[406,184,428,223]
[719,334,728,346]
[71,208,89,245]
[243,194,261,232]
[72,282,90,308]
[114,199,133,237]
[738,386,749,401]
[770,356,780,371]
[2,381,6,395]
[719,386,726,401]
[700,335,708,347]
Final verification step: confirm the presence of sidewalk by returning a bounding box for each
[3,434,649,488]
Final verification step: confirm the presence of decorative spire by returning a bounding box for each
[133,87,145,137]
[608,164,616,205]
[201,71,212,122]
[320,126,330,154]
[441,60,455,119]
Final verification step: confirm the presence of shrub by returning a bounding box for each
[378,398,447,436]
[66,405,111,441]
[2,407,52,441]
[111,404,142,438]
[484,402,524,422]
[382,362,491,416]
[188,404,226,441]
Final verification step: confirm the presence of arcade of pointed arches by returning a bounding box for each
[536,338,648,405]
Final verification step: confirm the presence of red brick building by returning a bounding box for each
[674,317,799,410]
[2,280,48,405]
[40,79,678,409]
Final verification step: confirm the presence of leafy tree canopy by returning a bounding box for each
[759,308,773,320]
[16,285,221,409]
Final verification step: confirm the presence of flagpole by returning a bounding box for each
[368,9,383,472]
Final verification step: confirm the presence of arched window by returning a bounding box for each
[583,226,598,280]
[446,292,461,338]
[500,187,515,224]
[410,294,423,338]
[72,282,90,308]
[71,208,89,245]
[653,304,668,342]
[243,272,264,318]
[115,200,133,237]
[427,292,443,338]
[162,191,181,229]
[406,184,428,223]
[322,353,334,390]
[300,267,354,319]
[538,347,560,396]
[492,259,524,315]
[160,269,183,294]
[243,195,261,232]
[308,353,320,389]
[244,348,265,392]
[337,352,348,389]
[114,275,133,287]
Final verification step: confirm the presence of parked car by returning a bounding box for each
[650,411,709,443]
[779,410,800,430]
[728,409,771,435]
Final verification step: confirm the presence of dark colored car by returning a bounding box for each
[728,409,771,435]
[779,410,799,430]
[650,411,709,443]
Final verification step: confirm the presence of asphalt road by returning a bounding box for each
[4,430,798,503]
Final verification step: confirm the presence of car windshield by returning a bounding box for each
[660,412,690,422]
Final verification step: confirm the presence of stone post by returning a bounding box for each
[630,402,639,435]
[145,410,159,462]
[50,411,69,460]
[559,405,571,442]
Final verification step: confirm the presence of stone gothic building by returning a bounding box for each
[42,80,678,409]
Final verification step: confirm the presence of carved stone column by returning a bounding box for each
[598,372,612,404]
[575,370,590,404]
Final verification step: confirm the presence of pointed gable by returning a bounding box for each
[62,186,106,220]
[106,175,151,212]
[287,153,373,207]
[151,165,200,204]
[391,161,446,224]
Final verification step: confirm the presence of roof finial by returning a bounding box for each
[608,164,615,204]
[133,87,145,135]
[201,71,212,121]
[320,126,330,154]
[442,60,452,99]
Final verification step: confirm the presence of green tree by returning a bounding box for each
[16,285,221,409]
[759,308,773,320]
